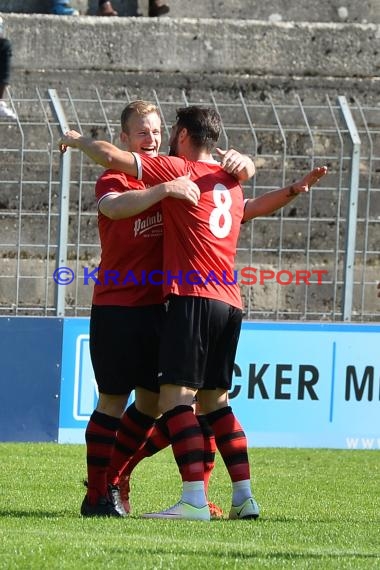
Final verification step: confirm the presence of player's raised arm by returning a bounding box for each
[59,130,138,176]
[243,166,328,222]
[216,148,256,181]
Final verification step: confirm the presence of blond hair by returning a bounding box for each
[120,100,160,133]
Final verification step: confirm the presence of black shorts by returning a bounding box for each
[158,295,242,390]
[90,304,166,395]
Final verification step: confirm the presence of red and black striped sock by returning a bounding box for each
[108,403,155,485]
[163,405,204,482]
[123,416,170,477]
[197,414,216,496]
[206,406,250,482]
[85,410,120,504]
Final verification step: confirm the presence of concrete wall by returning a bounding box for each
[4,14,380,79]
[2,0,380,22]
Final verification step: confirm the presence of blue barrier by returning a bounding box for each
[59,318,95,443]
[1,317,379,448]
[0,317,62,442]
[231,322,380,449]
[58,319,380,449]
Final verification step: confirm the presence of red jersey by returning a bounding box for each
[93,169,164,306]
[134,154,244,309]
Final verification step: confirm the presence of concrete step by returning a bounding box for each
[4,14,379,81]
[2,0,380,22]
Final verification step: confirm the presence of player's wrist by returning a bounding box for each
[287,184,300,197]
[157,182,170,199]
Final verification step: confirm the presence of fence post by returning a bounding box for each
[337,96,361,322]
[48,89,71,317]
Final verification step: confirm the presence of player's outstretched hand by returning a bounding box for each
[165,172,200,206]
[59,130,83,153]
[290,166,328,194]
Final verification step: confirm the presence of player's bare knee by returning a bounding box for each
[197,389,229,415]
[135,388,160,418]
[158,385,196,414]
[96,393,129,417]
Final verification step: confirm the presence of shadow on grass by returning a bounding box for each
[91,545,380,562]
[2,511,378,526]
[267,515,380,524]
[0,510,78,518]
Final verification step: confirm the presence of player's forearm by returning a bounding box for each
[100,184,168,220]
[243,185,298,221]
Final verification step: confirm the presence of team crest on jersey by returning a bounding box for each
[134,211,163,237]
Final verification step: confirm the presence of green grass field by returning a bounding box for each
[0,444,379,569]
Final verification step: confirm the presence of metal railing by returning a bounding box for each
[0,87,379,321]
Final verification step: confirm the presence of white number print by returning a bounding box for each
[209,184,232,238]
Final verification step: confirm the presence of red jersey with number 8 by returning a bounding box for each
[134,153,243,309]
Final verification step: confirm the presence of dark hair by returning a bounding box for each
[175,106,221,152]
[120,100,160,134]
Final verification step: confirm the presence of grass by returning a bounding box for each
[0,444,379,569]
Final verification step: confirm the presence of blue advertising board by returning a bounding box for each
[58,318,96,443]
[59,318,134,443]
[58,319,380,449]
[0,317,62,442]
[230,322,380,449]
